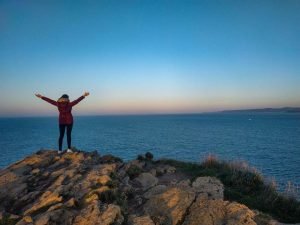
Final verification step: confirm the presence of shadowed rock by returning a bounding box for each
[182,195,256,225]
[0,149,287,225]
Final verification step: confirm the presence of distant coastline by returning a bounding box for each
[221,107,300,113]
[1,107,300,118]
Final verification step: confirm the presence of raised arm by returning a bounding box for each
[70,92,89,107]
[35,94,57,106]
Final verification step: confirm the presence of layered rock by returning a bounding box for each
[0,150,270,225]
[182,196,256,225]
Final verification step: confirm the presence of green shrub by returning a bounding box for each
[126,165,143,179]
[145,152,154,160]
[137,154,145,161]
[0,215,18,225]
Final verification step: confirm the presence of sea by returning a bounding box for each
[0,113,299,194]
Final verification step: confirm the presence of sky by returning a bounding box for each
[0,0,299,116]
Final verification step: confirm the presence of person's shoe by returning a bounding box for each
[57,150,63,154]
[66,149,73,153]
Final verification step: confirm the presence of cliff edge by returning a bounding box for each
[0,150,299,225]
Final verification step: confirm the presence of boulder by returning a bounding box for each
[134,173,158,191]
[192,176,224,200]
[143,185,167,199]
[182,196,256,225]
[144,186,196,225]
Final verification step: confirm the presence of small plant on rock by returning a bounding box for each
[145,152,154,161]
[126,165,143,179]
[0,214,18,225]
[137,154,145,161]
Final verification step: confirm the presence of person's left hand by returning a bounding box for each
[83,92,90,97]
[35,93,42,98]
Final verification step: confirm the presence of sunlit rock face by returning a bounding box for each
[0,150,259,225]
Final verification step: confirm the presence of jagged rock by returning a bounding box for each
[134,172,158,190]
[128,214,155,225]
[85,193,99,204]
[192,176,224,199]
[268,221,300,225]
[100,154,122,163]
[155,165,176,175]
[121,176,130,185]
[0,170,28,200]
[47,203,63,212]
[98,163,118,175]
[149,169,157,176]
[182,196,256,225]
[31,168,40,175]
[166,166,176,173]
[16,216,33,225]
[126,160,145,171]
[0,150,278,225]
[99,204,124,225]
[34,208,74,225]
[97,175,111,185]
[73,200,123,225]
[143,184,167,199]
[64,197,76,208]
[144,186,196,225]
[89,185,110,196]
[72,200,103,225]
[177,179,191,187]
[24,191,63,215]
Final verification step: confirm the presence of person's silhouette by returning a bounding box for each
[35,92,90,154]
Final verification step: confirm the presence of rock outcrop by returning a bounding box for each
[0,150,278,225]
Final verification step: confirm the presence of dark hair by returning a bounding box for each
[61,94,69,99]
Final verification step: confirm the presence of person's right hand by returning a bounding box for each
[83,92,90,97]
[35,93,42,98]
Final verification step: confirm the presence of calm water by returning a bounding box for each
[0,113,299,192]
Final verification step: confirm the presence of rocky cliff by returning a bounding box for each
[0,150,297,225]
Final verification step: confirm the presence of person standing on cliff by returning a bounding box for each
[35,92,90,154]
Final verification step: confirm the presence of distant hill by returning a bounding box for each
[221,107,300,113]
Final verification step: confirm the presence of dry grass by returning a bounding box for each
[285,181,299,199]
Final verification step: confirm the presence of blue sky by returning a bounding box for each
[0,0,299,116]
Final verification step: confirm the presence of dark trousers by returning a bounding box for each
[59,124,73,150]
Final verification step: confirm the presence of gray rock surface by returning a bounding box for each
[134,172,158,190]
[0,150,290,225]
[192,176,224,199]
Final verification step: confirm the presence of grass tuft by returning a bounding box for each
[126,165,143,179]
[0,215,18,225]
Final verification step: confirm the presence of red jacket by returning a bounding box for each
[41,96,85,124]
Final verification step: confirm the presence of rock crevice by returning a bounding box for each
[0,150,270,225]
